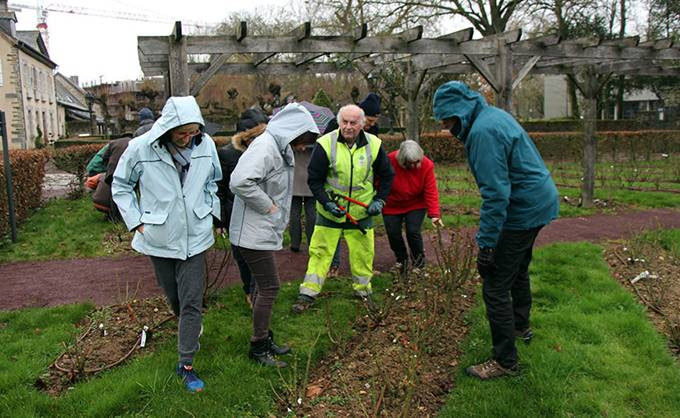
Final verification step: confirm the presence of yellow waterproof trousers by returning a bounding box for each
[299,225,374,298]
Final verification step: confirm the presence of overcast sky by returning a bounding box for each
[12,0,287,85]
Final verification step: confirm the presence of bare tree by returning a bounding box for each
[361,0,525,35]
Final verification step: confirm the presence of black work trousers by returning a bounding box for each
[481,226,542,369]
[383,208,427,268]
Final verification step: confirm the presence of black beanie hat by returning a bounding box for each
[359,93,381,117]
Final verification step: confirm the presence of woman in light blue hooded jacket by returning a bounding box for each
[229,102,319,367]
[112,96,221,392]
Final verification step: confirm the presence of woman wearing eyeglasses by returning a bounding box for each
[112,96,221,393]
[383,140,444,275]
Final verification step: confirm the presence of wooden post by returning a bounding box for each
[405,63,423,142]
[495,39,513,112]
[572,66,601,209]
[168,22,189,96]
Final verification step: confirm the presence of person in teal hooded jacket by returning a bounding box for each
[433,81,559,380]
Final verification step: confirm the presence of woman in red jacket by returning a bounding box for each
[383,140,444,272]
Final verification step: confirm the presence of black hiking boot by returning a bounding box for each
[268,330,291,355]
[249,339,287,368]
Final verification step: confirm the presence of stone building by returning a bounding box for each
[0,0,57,150]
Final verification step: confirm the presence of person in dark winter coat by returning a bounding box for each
[133,107,155,138]
[289,144,316,252]
[91,136,131,221]
[215,123,267,307]
[433,81,559,381]
[358,93,381,135]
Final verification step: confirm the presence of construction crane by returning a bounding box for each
[9,1,216,48]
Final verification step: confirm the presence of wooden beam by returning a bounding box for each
[599,36,639,48]
[168,21,189,96]
[560,36,601,47]
[465,54,499,91]
[235,21,247,41]
[187,61,359,75]
[253,22,311,66]
[295,23,367,66]
[190,54,231,96]
[180,35,502,55]
[638,38,672,49]
[437,27,474,43]
[172,21,182,42]
[512,55,541,90]
[396,26,423,43]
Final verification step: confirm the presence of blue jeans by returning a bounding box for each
[382,209,427,268]
[481,226,542,368]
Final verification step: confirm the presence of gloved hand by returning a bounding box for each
[366,199,385,216]
[324,201,346,218]
[477,247,496,279]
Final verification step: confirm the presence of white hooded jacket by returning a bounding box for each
[112,96,222,260]
[229,103,319,250]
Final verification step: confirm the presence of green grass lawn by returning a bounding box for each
[0,276,389,416]
[2,241,679,416]
[0,197,120,263]
[439,242,680,417]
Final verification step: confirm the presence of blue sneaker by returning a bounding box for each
[176,364,204,393]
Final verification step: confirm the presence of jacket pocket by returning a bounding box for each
[140,211,169,247]
[193,205,212,220]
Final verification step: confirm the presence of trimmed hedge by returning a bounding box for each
[381,130,680,163]
[0,149,51,239]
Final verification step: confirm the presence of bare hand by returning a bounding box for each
[269,204,279,214]
[431,218,444,228]
[137,225,145,234]
[215,227,226,237]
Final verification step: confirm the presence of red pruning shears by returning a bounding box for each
[329,191,369,208]
[330,195,366,235]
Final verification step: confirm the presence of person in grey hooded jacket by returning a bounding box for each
[112,96,221,392]
[229,102,319,367]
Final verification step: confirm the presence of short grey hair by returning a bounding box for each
[396,140,424,168]
[337,104,365,126]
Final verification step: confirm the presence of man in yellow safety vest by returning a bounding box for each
[292,104,394,313]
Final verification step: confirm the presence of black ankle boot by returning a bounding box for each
[249,339,287,368]
[268,330,291,355]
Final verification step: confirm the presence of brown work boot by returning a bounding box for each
[466,359,518,380]
[291,294,315,314]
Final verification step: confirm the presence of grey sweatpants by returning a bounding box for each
[150,252,205,365]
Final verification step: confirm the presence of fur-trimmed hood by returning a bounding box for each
[231,124,266,152]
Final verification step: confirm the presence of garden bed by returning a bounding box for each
[279,231,478,417]
[34,297,176,396]
[605,234,680,358]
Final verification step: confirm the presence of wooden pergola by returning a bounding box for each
[138,22,680,207]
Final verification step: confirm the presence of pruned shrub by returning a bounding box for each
[0,149,51,239]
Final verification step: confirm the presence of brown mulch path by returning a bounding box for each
[2,208,680,311]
